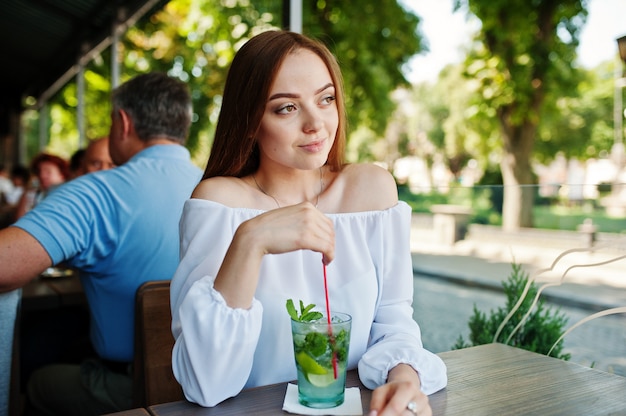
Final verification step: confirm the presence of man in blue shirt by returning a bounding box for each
[0,72,202,415]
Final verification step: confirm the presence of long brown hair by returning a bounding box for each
[202,30,346,180]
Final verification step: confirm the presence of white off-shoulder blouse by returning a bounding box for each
[170,199,447,407]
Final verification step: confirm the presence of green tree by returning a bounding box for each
[122,0,273,163]
[31,0,424,168]
[118,0,425,165]
[454,0,588,231]
[303,0,423,138]
[535,60,615,163]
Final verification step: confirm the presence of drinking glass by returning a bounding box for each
[290,312,352,408]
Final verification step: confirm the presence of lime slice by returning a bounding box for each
[295,352,328,375]
[307,372,336,388]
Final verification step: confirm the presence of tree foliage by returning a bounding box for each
[303,0,422,137]
[454,0,588,230]
[535,61,616,162]
[28,0,424,168]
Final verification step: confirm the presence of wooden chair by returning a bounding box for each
[133,280,184,407]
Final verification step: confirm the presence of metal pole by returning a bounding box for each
[111,7,126,89]
[38,104,47,152]
[282,0,302,33]
[77,53,86,148]
[610,36,626,213]
[290,0,302,33]
[615,58,623,146]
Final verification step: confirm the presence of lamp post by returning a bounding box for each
[614,36,626,147]
[609,35,626,216]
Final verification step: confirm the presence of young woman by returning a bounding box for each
[170,30,447,415]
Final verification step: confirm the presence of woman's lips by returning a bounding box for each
[299,139,326,153]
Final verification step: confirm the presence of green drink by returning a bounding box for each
[290,312,352,408]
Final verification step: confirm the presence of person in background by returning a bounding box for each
[0,72,202,416]
[14,153,70,219]
[0,164,14,206]
[69,148,87,178]
[0,165,29,228]
[170,30,447,416]
[69,136,115,179]
[7,165,31,206]
[81,136,115,174]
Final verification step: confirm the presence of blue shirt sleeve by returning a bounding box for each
[13,176,116,268]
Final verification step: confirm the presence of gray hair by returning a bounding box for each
[111,72,192,144]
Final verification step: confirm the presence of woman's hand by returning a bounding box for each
[240,201,335,263]
[213,202,335,308]
[368,364,431,416]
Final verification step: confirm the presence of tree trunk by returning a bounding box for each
[499,117,536,231]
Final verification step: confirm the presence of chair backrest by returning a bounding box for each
[133,280,184,407]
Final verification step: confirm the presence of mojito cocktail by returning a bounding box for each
[290,312,351,408]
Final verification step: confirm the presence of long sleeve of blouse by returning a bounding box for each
[170,199,447,407]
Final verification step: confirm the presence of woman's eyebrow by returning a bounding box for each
[268,83,335,101]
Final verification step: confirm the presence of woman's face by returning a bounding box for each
[37,161,66,190]
[256,49,338,171]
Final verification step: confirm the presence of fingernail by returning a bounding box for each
[368,411,378,416]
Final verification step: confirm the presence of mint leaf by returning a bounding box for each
[304,332,328,356]
[300,303,315,316]
[286,299,322,322]
[301,311,323,322]
[286,299,299,321]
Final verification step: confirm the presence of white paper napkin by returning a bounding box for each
[282,383,363,415]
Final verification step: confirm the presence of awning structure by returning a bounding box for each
[0,0,170,154]
[0,0,170,109]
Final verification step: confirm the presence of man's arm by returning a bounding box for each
[0,226,52,292]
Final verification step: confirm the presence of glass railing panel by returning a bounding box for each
[406,182,626,376]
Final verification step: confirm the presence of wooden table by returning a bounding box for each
[103,409,152,416]
[148,371,369,416]
[430,343,626,415]
[15,270,89,401]
[141,343,626,416]
[21,271,85,311]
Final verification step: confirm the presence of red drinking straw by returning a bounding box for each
[323,261,338,379]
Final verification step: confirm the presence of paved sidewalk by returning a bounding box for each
[410,217,626,312]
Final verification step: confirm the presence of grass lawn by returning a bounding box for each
[398,184,625,234]
[532,205,626,233]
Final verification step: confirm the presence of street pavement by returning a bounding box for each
[410,216,626,311]
[409,215,626,376]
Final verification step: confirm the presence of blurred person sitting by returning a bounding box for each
[0,164,13,206]
[0,72,202,416]
[7,165,31,206]
[0,165,29,228]
[15,153,70,219]
[82,136,115,174]
[69,137,116,179]
[69,148,86,179]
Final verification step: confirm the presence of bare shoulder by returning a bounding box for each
[332,163,398,212]
[192,176,254,207]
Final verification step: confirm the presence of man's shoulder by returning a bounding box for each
[125,147,201,175]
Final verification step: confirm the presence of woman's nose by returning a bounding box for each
[302,108,323,133]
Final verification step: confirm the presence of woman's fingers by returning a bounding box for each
[369,381,431,416]
[247,202,335,261]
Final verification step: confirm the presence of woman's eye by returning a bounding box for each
[321,95,336,105]
[277,104,297,114]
